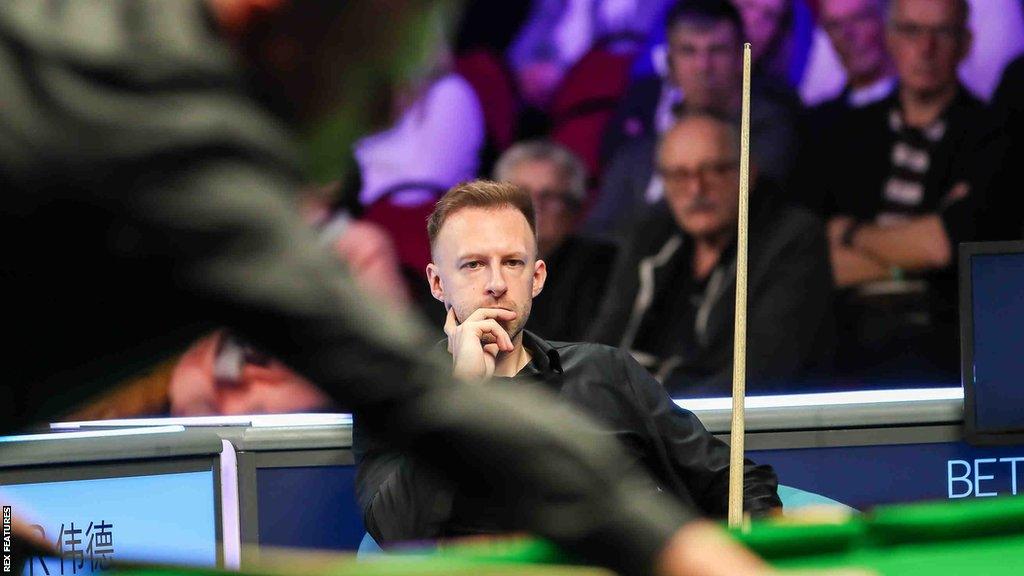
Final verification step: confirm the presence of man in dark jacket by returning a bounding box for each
[590,113,834,396]
[0,2,776,575]
[355,180,781,544]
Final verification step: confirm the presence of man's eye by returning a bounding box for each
[506,260,524,267]
[463,261,482,270]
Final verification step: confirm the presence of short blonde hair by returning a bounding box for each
[427,180,537,249]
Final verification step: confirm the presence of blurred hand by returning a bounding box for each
[655,521,876,576]
[8,514,57,573]
[827,217,855,246]
[444,307,516,380]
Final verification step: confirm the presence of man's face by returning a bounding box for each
[658,118,740,240]
[732,0,788,62]
[427,207,546,341]
[886,0,970,98]
[667,21,742,110]
[503,159,577,255]
[820,0,888,85]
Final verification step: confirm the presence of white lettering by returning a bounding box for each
[948,460,973,498]
[975,458,999,497]
[1000,457,1024,495]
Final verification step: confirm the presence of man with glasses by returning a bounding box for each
[590,113,834,397]
[799,0,895,174]
[492,141,616,342]
[807,0,996,381]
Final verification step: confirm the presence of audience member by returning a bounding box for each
[592,0,800,238]
[809,0,992,380]
[590,113,834,396]
[355,180,781,544]
[794,0,895,209]
[813,0,895,117]
[801,0,1024,105]
[494,141,616,341]
[169,330,332,415]
[731,0,806,89]
[982,54,1024,241]
[169,206,410,416]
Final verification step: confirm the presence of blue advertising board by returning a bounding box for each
[1,471,218,574]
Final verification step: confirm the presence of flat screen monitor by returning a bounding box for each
[960,241,1024,444]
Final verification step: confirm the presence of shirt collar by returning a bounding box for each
[848,76,896,108]
[520,330,563,376]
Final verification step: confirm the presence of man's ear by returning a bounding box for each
[532,259,547,298]
[426,262,445,303]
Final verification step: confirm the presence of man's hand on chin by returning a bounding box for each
[444,307,516,381]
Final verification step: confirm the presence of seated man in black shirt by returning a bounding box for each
[493,141,616,342]
[805,0,994,380]
[355,180,781,544]
[590,113,834,397]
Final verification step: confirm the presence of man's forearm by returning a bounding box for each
[850,215,952,271]
[830,245,890,287]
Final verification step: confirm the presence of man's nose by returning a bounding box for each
[683,173,706,198]
[696,50,713,72]
[486,266,508,298]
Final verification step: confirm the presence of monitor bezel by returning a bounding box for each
[959,240,1024,445]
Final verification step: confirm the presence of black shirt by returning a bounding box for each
[527,236,617,342]
[803,85,994,378]
[355,331,781,542]
[814,85,988,250]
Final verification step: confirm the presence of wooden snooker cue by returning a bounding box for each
[728,43,753,529]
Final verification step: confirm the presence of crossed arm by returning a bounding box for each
[828,214,953,288]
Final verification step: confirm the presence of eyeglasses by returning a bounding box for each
[658,160,738,187]
[889,20,963,44]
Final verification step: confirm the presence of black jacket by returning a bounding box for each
[590,192,835,396]
[354,331,781,543]
[527,236,617,342]
[0,3,694,574]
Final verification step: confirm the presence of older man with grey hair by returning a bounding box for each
[493,140,616,341]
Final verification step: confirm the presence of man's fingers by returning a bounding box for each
[465,307,517,324]
[444,306,458,337]
[483,343,501,357]
[474,319,513,352]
